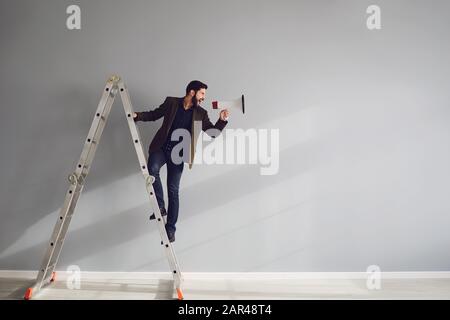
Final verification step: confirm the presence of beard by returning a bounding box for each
[192,95,199,107]
[192,92,204,107]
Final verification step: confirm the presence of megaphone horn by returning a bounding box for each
[212,94,245,114]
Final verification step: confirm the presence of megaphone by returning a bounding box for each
[212,94,245,115]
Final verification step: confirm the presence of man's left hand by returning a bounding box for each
[220,109,230,121]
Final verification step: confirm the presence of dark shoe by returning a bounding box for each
[149,207,167,220]
[167,230,175,243]
[161,229,175,244]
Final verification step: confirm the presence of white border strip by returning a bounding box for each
[1,270,450,280]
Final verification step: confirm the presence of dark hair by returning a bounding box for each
[186,80,208,95]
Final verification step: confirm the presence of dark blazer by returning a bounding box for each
[134,97,228,169]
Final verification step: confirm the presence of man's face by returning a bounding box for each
[192,88,206,106]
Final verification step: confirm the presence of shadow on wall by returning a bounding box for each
[1,93,313,269]
[0,84,302,256]
[0,136,316,271]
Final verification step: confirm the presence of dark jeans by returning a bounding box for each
[147,148,184,234]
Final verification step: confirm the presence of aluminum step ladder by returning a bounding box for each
[24,75,184,300]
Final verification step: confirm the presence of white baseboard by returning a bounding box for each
[1,270,450,280]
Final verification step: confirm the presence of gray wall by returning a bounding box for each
[1,0,449,272]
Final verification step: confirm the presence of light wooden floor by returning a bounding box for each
[1,273,450,300]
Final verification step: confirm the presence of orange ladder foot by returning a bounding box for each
[50,272,56,282]
[176,288,184,300]
[24,288,33,300]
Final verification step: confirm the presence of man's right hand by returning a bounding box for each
[133,112,138,120]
